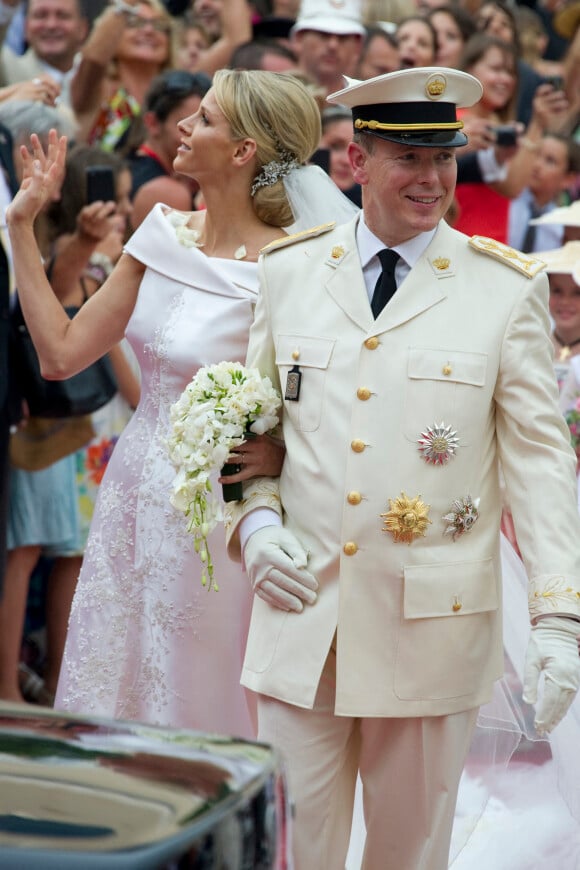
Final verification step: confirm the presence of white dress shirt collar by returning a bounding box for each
[356,212,437,270]
[356,213,438,299]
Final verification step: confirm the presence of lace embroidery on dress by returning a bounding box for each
[57,204,259,737]
[61,291,204,721]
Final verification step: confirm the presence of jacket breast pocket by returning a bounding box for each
[403,347,488,446]
[395,558,500,700]
[276,335,335,432]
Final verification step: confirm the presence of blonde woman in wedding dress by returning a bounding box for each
[6,70,347,737]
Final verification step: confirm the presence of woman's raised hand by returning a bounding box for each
[6,130,67,226]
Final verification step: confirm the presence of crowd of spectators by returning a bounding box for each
[0,0,579,704]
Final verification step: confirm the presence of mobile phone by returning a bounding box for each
[545,75,564,91]
[493,125,518,147]
[86,166,116,203]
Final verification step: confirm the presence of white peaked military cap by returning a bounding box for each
[327,67,483,147]
[530,200,580,228]
[292,0,366,37]
[536,241,580,282]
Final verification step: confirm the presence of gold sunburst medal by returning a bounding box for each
[381,492,431,544]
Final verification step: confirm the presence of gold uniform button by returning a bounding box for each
[365,336,379,350]
[292,349,300,361]
[357,387,371,401]
[347,491,362,505]
[351,439,366,453]
[343,541,358,556]
[442,364,452,376]
[452,601,462,612]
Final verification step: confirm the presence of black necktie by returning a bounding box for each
[371,249,400,318]
[521,204,541,253]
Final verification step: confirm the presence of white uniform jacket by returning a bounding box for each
[226,215,580,718]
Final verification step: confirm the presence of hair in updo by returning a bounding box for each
[212,69,322,227]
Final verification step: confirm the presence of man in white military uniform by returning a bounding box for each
[226,68,580,869]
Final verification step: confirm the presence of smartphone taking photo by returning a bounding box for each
[86,166,116,204]
[493,125,518,147]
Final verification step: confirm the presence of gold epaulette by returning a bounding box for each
[468,235,546,278]
[260,222,336,255]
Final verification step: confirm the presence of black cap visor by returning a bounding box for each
[361,128,468,147]
[353,101,468,147]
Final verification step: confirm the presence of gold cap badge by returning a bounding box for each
[425,74,446,100]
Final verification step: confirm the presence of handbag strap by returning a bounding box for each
[47,253,90,305]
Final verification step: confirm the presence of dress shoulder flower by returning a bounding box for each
[164,209,203,249]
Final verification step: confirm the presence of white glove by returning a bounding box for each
[522,616,580,734]
[244,526,318,612]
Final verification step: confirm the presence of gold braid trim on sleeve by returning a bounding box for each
[529,575,580,621]
[223,482,281,531]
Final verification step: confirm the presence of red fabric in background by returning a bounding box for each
[453,182,510,243]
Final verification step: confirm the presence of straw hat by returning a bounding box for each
[10,416,95,472]
[535,241,580,283]
[529,200,580,228]
[327,66,482,147]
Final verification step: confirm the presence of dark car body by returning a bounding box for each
[0,703,291,869]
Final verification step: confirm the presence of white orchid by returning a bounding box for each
[167,361,281,590]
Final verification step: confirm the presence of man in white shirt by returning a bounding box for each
[0,0,88,112]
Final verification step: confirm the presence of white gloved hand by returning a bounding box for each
[522,616,580,734]
[244,526,318,612]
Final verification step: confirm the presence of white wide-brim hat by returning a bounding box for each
[530,200,580,228]
[292,0,366,36]
[327,67,483,147]
[535,241,580,283]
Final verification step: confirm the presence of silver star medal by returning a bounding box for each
[443,495,480,541]
[417,422,459,465]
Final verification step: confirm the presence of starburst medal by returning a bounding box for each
[382,492,431,544]
[418,422,459,465]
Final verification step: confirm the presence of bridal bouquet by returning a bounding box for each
[167,361,281,590]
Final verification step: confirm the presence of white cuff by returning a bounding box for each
[240,508,281,557]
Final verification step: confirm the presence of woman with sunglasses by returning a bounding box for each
[71,0,174,152]
[7,69,355,736]
[71,0,253,154]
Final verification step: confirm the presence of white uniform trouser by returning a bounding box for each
[258,646,478,870]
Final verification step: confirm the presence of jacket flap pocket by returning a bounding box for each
[276,335,335,369]
[403,559,498,618]
[408,348,487,386]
